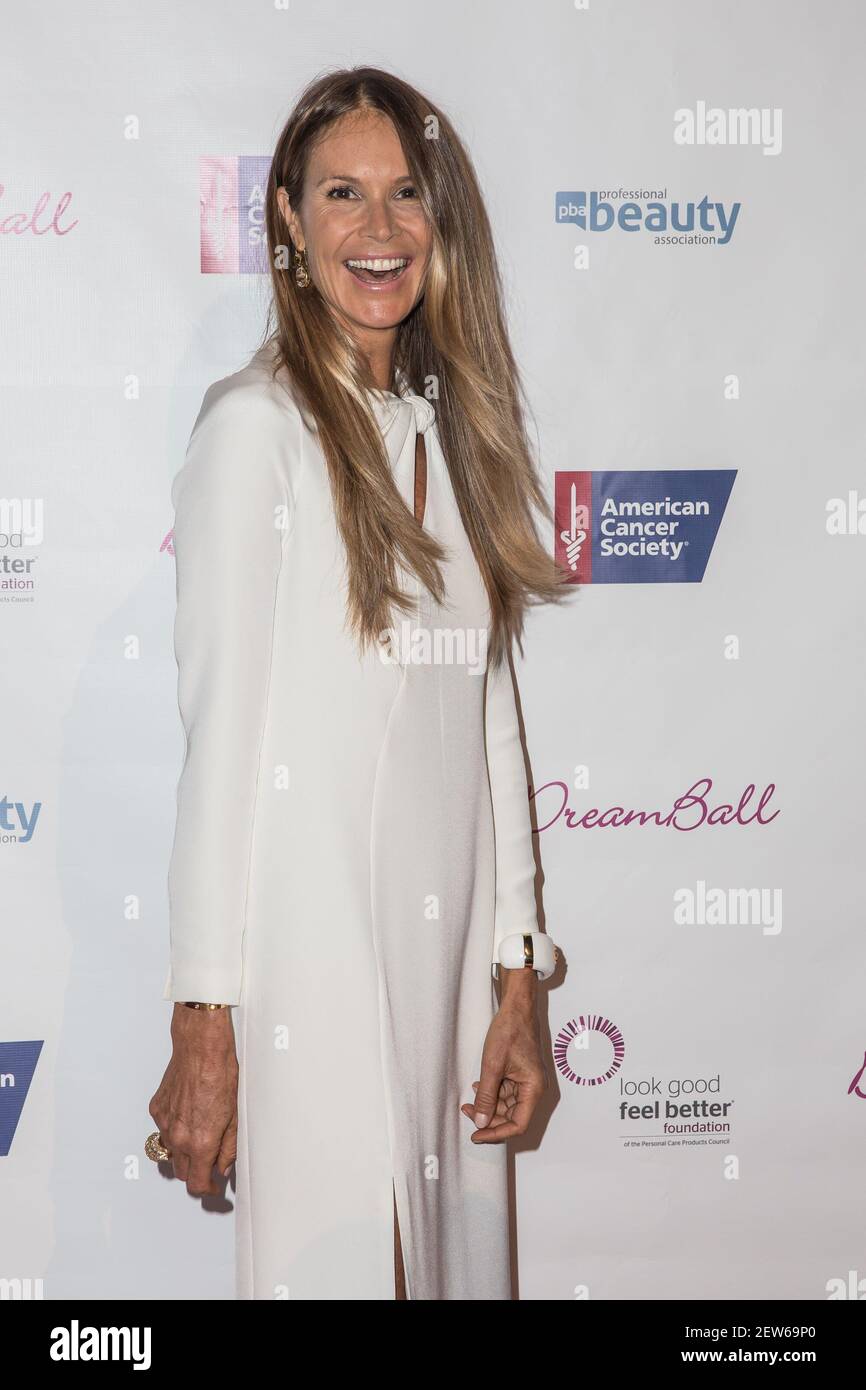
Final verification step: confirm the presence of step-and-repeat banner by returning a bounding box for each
[3,0,864,1301]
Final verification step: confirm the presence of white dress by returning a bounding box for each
[163,339,540,1300]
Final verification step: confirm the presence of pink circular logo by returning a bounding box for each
[554,1014,625,1087]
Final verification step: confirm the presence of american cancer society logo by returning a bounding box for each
[0,1040,43,1156]
[555,471,736,583]
[200,155,272,273]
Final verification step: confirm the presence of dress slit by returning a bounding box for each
[392,1171,414,1299]
[393,1180,408,1299]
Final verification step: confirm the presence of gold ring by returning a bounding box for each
[145,1130,171,1162]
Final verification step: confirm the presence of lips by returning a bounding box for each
[343,256,412,288]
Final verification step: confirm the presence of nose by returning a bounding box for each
[360,192,402,243]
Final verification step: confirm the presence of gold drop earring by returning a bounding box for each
[293,246,311,288]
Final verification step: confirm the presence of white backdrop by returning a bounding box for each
[2,0,864,1301]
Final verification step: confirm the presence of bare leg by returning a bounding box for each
[393,1183,407,1300]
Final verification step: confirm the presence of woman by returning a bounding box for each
[149,66,569,1301]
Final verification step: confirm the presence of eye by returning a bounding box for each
[396,185,418,199]
[326,183,358,199]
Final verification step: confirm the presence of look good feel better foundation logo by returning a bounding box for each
[377,622,488,675]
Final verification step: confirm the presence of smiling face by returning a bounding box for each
[277,108,432,386]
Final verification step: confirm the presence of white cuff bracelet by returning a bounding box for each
[493,931,558,981]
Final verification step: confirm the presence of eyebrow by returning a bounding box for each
[315,172,414,187]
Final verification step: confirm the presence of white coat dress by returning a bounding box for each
[162,338,540,1300]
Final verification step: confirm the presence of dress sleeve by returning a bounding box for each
[483,646,541,970]
[162,383,294,1005]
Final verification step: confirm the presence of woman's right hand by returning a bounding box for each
[149,1004,239,1197]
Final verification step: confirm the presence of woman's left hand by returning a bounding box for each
[461,980,547,1143]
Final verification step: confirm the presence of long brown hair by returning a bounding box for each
[261,65,571,670]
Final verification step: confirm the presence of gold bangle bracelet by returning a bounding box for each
[183,1001,230,1010]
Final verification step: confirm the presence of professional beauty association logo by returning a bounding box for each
[200,155,271,274]
[554,1015,625,1087]
[0,799,41,845]
[554,470,736,583]
[0,1041,43,1156]
[556,189,741,246]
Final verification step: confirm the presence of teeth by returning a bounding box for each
[346,257,408,270]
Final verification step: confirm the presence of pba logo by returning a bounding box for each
[0,1041,43,1155]
[200,156,272,274]
[555,190,741,244]
[554,1015,625,1087]
[555,470,736,583]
